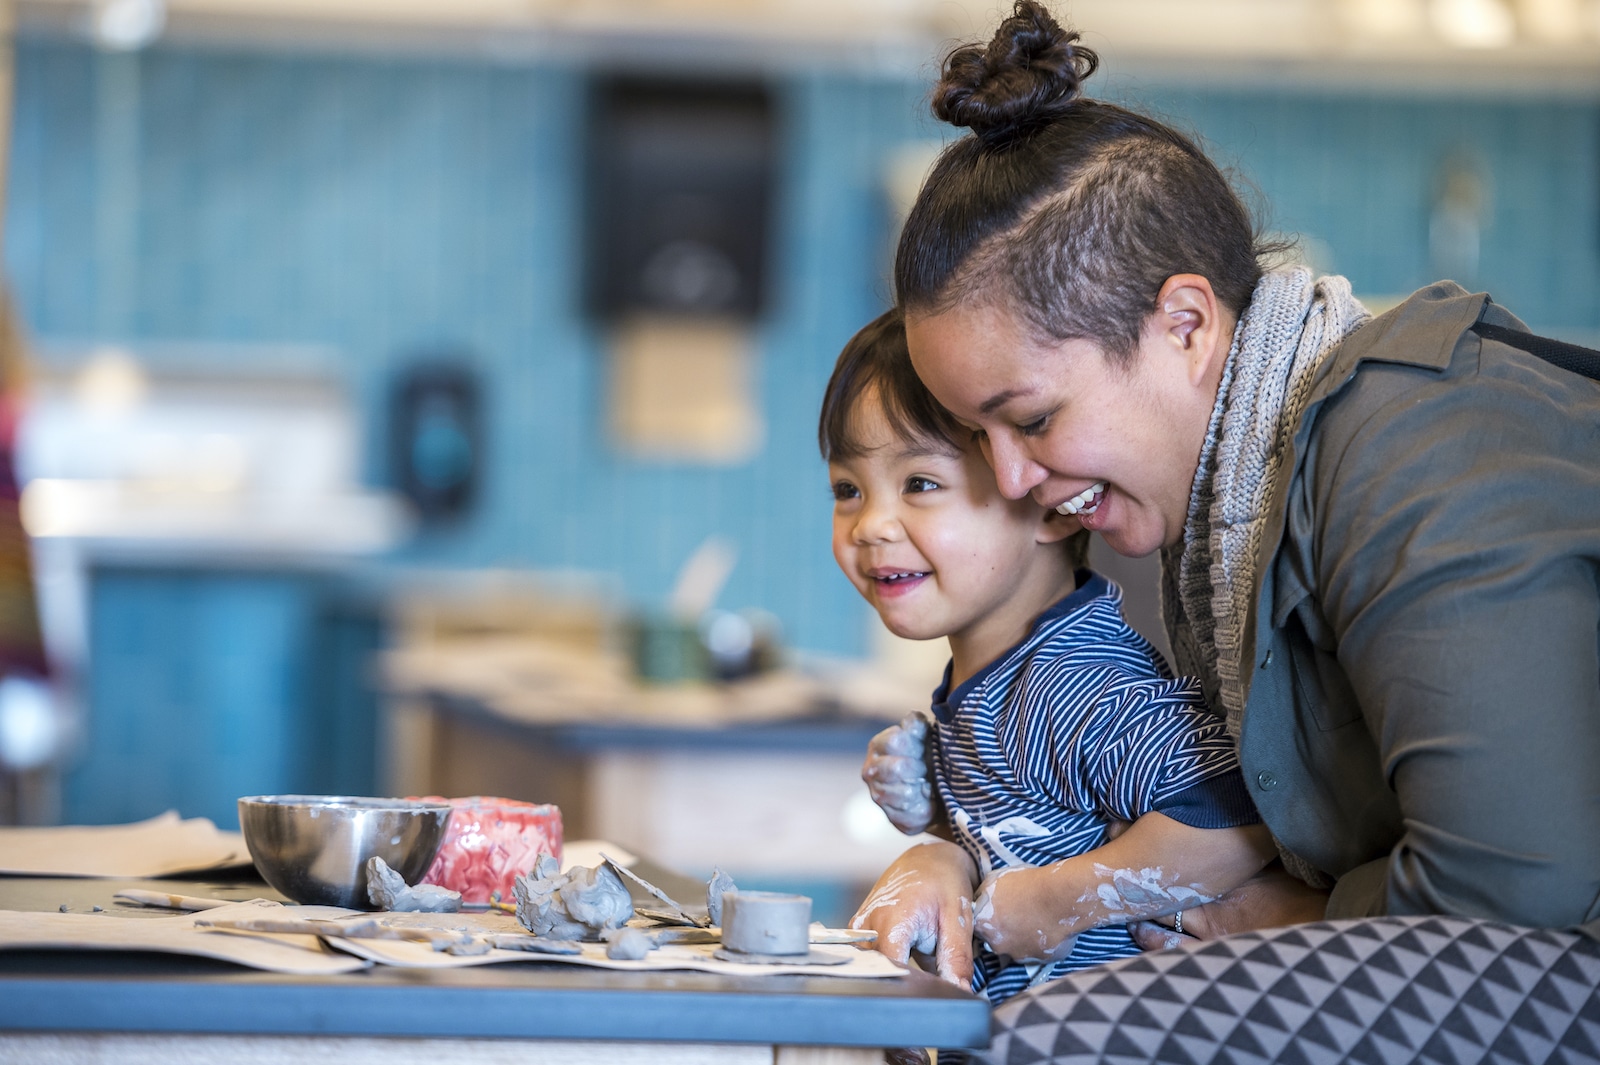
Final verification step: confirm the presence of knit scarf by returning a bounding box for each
[1160,267,1369,885]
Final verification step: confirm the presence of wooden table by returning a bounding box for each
[0,869,990,1064]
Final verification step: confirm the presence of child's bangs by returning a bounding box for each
[819,310,969,461]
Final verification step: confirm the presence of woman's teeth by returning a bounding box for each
[1056,482,1106,517]
[876,571,927,583]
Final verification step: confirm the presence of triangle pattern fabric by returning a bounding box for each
[980,915,1600,1064]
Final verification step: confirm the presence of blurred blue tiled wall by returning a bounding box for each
[9,39,1600,658]
[1125,87,1600,325]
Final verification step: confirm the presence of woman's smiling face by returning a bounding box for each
[905,285,1230,559]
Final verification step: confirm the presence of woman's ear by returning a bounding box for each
[1038,507,1082,545]
[1148,274,1232,389]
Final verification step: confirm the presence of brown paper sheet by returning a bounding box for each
[3,878,902,980]
[0,899,369,975]
[325,917,904,978]
[0,811,250,878]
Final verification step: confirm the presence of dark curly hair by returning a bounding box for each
[897,1,1277,362]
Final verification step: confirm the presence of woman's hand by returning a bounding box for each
[862,713,939,835]
[1130,862,1330,950]
[850,840,978,986]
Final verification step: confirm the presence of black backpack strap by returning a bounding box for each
[1471,320,1600,383]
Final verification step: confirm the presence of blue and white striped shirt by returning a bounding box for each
[928,571,1256,1005]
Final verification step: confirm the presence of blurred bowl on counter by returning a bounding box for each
[626,614,707,683]
[700,608,783,681]
[237,794,453,909]
[625,608,783,684]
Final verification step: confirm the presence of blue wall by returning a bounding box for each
[9,38,1600,658]
[76,569,314,823]
[1126,87,1600,321]
[67,566,383,826]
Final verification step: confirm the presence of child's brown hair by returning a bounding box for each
[818,308,966,461]
[819,307,1090,570]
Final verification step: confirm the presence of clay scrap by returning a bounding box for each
[604,926,658,960]
[650,926,720,946]
[706,867,737,926]
[602,853,708,928]
[482,933,583,955]
[513,852,632,940]
[366,856,463,913]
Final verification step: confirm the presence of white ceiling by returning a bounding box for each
[17,0,1600,93]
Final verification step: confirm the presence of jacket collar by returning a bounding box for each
[929,570,1111,723]
[1310,281,1492,397]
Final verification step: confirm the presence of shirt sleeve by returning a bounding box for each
[1308,342,1600,925]
[1153,772,1258,830]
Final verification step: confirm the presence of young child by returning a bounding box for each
[820,309,1273,1004]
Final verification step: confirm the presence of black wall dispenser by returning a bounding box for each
[585,75,776,322]
[390,360,481,525]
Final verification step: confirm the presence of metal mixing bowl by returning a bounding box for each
[237,795,454,909]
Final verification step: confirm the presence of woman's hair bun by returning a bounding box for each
[933,0,1098,148]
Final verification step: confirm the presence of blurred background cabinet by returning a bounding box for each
[66,564,385,828]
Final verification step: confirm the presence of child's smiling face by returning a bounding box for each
[829,387,1077,657]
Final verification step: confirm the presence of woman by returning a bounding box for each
[854,3,1600,1059]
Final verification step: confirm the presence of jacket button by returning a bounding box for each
[1256,771,1278,790]
[1260,650,1273,669]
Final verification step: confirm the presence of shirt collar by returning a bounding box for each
[929,569,1112,722]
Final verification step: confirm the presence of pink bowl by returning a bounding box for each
[411,796,563,904]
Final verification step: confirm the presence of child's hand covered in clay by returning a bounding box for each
[850,840,978,986]
[862,712,938,835]
[972,814,1278,962]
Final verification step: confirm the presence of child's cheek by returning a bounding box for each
[919,521,970,571]
[830,525,854,575]
[832,538,881,607]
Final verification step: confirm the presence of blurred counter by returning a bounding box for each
[380,633,923,731]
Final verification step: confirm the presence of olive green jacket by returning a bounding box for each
[1237,282,1600,927]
